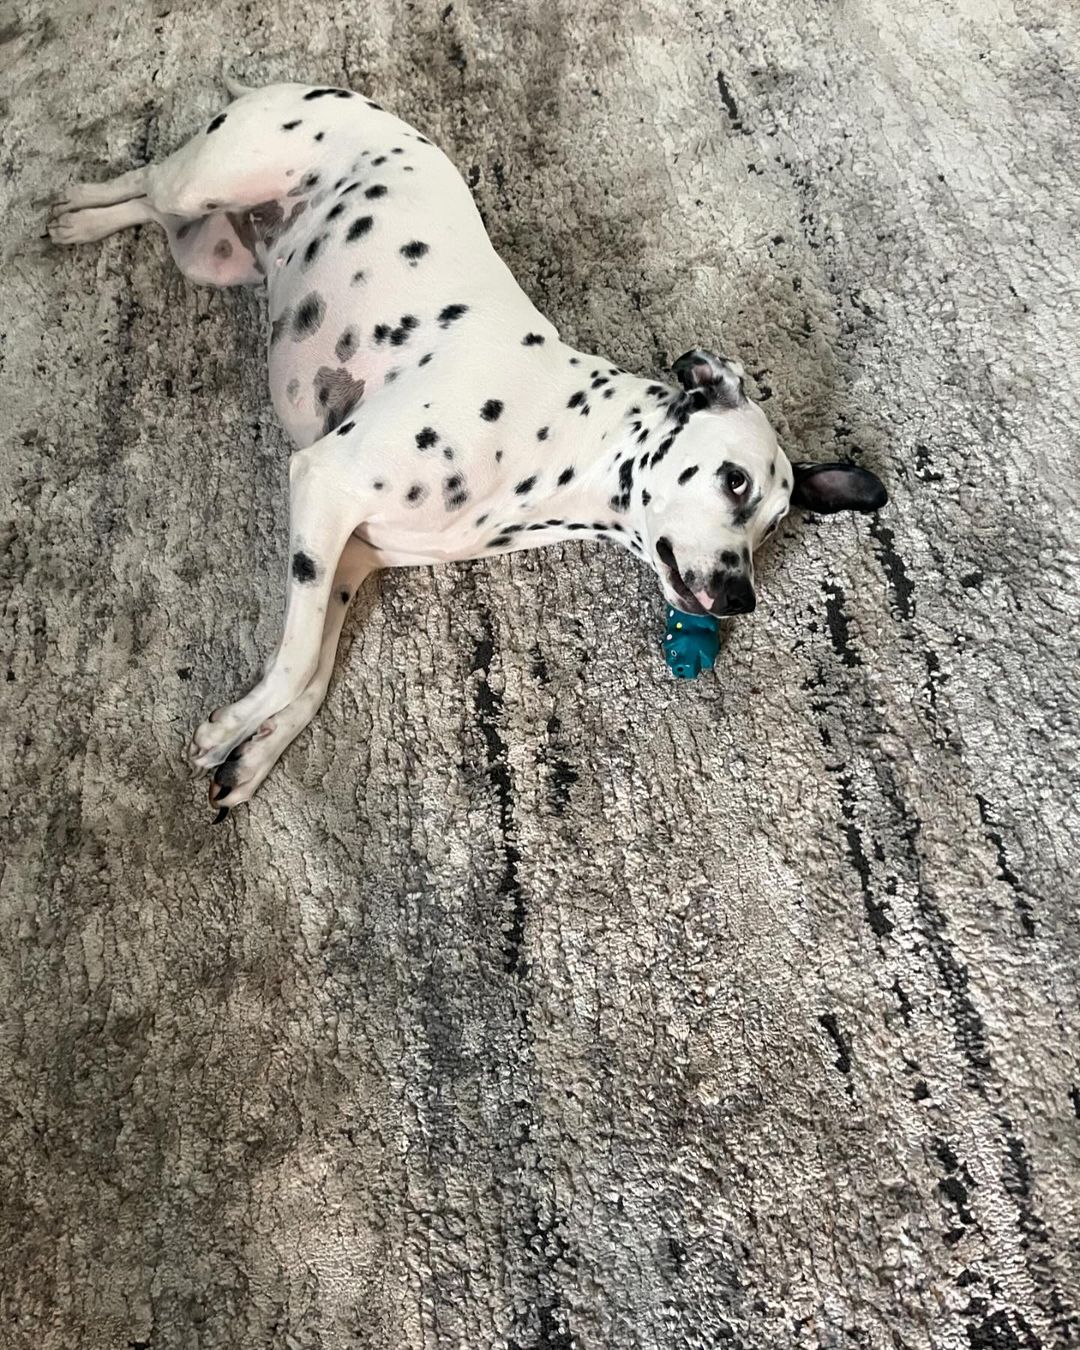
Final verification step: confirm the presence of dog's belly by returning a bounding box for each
[259,142,538,449]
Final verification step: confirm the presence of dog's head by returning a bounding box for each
[641,349,887,615]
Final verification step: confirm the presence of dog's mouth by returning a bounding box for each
[654,537,756,618]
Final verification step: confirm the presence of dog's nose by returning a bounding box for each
[704,570,756,616]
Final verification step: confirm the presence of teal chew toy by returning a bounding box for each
[663,606,722,679]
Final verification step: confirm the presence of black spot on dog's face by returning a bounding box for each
[416,427,438,449]
[678,465,699,485]
[516,476,536,495]
[302,235,325,269]
[523,333,545,345]
[372,155,387,166]
[326,201,346,221]
[207,113,227,134]
[213,238,233,258]
[365,184,388,199]
[373,323,391,343]
[292,551,317,583]
[366,100,383,110]
[537,427,549,441]
[400,240,429,263]
[438,303,468,327]
[314,131,325,142]
[337,420,356,436]
[292,293,325,339]
[346,215,373,242]
[304,87,350,101]
[418,352,433,366]
[352,270,366,285]
[567,391,585,408]
[557,467,575,486]
[443,474,468,509]
[404,483,429,507]
[282,119,302,130]
[480,399,504,422]
[335,328,358,362]
[392,146,404,154]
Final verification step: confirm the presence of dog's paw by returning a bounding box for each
[47,210,97,245]
[206,721,281,812]
[188,705,263,771]
[50,183,112,214]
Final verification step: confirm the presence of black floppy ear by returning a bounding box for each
[671,348,746,409]
[789,462,888,514]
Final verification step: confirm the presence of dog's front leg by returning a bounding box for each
[206,537,377,814]
[187,440,371,773]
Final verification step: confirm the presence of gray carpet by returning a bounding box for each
[2,1,1078,1346]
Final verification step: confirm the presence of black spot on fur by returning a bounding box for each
[400,240,429,262]
[346,215,373,242]
[569,357,580,365]
[372,155,387,166]
[537,426,549,440]
[489,534,513,548]
[365,184,388,199]
[557,467,575,486]
[641,488,652,506]
[405,483,429,507]
[367,100,383,110]
[678,465,699,485]
[304,87,347,101]
[314,131,325,142]
[326,201,346,221]
[516,476,536,495]
[351,270,366,285]
[523,333,545,345]
[282,119,302,130]
[292,293,325,339]
[419,352,434,366]
[568,391,585,408]
[302,234,325,269]
[480,399,504,422]
[335,327,358,362]
[337,420,356,436]
[292,551,317,582]
[207,113,227,135]
[313,366,366,434]
[373,323,391,343]
[416,427,438,449]
[392,146,404,153]
[438,303,468,327]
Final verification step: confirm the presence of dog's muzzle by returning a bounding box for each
[656,537,756,617]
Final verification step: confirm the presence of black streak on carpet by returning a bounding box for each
[471,615,525,974]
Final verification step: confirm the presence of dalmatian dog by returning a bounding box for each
[48,75,887,816]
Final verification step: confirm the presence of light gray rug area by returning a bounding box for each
[2,1,1078,1346]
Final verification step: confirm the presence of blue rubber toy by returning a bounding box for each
[663,606,721,679]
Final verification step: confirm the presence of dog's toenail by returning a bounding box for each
[212,807,230,824]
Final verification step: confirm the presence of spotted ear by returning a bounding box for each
[671,349,746,409]
[789,462,888,514]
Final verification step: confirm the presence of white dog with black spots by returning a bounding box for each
[48,75,887,815]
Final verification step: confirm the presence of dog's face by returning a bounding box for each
[642,349,888,616]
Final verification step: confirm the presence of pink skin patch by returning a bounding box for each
[693,587,712,610]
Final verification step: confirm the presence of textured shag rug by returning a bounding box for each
[1,1,1078,1346]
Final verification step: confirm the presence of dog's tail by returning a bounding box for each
[222,70,258,100]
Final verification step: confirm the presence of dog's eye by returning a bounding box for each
[726,469,749,496]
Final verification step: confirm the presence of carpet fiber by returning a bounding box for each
[2,1,1078,1346]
